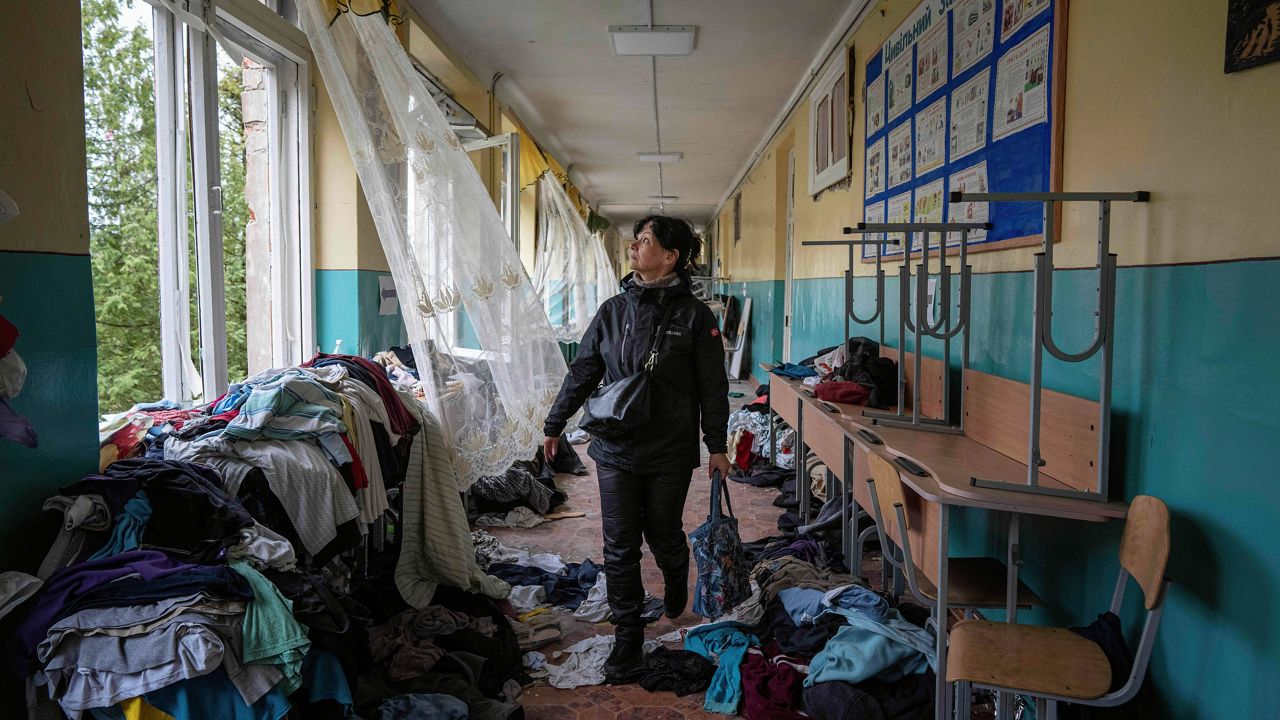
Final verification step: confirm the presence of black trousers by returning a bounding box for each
[597,465,693,629]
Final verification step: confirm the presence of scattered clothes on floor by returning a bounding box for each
[487,559,601,610]
[510,609,562,651]
[508,585,547,613]
[753,555,860,606]
[546,634,661,689]
[572,573,610,622]
[804,607,936,687]
[741,649,808,720]
[523,651,548,679]
[801,671,935,720]
[607,646,715,696]
[476,507,547,529]
[683,621,760,714]
[471,464,565,515]
[730,465,790,488]
[640,593,666,622]
[375,692,469,720]
[369,605,498,681]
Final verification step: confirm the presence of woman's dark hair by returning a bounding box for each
[633,215,703,274]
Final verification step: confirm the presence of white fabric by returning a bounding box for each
[572,574,611,623]
[508,585,547,614]
[546,634,660,689]
[228,523,297,572]
[813,344,847,376]
[533,173,620,343]
[298,1,572,483]
[232,439,359,555]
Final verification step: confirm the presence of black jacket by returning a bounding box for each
[544,273,730,473]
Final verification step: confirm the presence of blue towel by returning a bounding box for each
[684,621,759,714]
[88,491,152,561]
[770,363,818,379]
[804,607,935,686]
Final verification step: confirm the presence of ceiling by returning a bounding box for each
[407,0,853,232]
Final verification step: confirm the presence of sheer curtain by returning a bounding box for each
[533,173,621,343]
[299,1,571,485]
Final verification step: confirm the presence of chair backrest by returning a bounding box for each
[868,452,910,543]
[1119,495,1170,610]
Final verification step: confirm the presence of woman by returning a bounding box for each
[542,215,731,676]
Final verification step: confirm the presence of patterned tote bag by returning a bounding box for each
[690,470,752,618]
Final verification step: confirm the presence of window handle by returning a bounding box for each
[211,185,223,216]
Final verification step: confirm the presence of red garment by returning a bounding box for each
[741,650,807,720]
[340,433,369,490]
[209,408,240,424]
[140,408,198,429]
[304,353,418,437]
[814,381,871,406]
[0,313,17,358]
[735,430,756,471]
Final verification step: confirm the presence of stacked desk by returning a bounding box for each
[764,372,1127,720]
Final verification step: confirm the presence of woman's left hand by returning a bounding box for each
[707,453,732,479]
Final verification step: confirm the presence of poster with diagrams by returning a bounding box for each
[911,179,945,250]
[953,0,995,76]
[866,137,886,198]
[888,122,913,189]
[999,0,1050,43]
[861,0,1060,260]
[866,74,886,137]
[948,162,989,243]
[949,69,988,161]
[864,200,886,254]
[992,25,1050,141]
[915,96,947,176]
[915,23,948,100]
[886,190,912,247]
[886,52,914,123]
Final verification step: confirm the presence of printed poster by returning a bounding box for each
[948,162,989,244]
[949,68,989,160]
[915,96,947,176]
[863,200,886,257]
[886,190,913,248]
[887,122,913,189]
[953,0,995,76]
[886,52,914,123]
[999,0,1050,44]
[866,74,886,137]
[992,25,1050,141]
[866,137,886,198]
[911,179,945,250]
[915,23,949,101]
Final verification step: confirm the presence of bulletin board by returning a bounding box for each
[860,0,1067,260]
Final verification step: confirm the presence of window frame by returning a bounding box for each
[808,50,852,195]
[144,0,314,402]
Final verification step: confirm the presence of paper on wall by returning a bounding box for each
[992,25,1050,142]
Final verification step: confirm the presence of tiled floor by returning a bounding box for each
[484,381,887,719]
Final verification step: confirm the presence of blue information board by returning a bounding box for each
[861,0,1062,259]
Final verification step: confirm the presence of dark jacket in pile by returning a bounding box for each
[544,272,730,474]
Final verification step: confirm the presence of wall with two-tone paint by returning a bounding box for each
[0,3,102,563]
[718,1,1280,716]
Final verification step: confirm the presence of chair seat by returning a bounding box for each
[914,556,1045,609]
[946,619,1112,700]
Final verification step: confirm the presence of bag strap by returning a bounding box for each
[643,299,680,372]
[709,469,735,521]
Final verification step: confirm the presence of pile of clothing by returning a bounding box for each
[2,351,535,718]
[728,403,794,470]
[649,553,936,720]
[786,336,898,410]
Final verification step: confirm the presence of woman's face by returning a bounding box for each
[629,222,677,275]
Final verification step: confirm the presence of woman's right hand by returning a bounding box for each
[543,435,559,461]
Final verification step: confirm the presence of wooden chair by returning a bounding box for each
[945,495,1172,720]
[865,452,1045,617]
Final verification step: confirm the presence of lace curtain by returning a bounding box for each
[299,0,571,485]
[533,173,620,343]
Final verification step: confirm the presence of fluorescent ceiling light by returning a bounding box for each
[637,152,683,162]
[609,25,697,56]
[647,195,679,202]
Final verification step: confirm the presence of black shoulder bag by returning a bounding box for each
[579,300,678,439]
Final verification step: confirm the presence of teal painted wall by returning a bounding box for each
[315,269,406,357]
[727,280,784,385]
[780,259,1280,717]
[0,251,100,564]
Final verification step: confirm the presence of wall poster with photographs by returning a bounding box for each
[860,0,1066,260]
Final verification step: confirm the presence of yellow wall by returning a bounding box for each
[721,0,1280,282]
[0,2,90,255]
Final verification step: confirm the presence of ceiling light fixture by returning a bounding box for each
[608,25,697,56]
[647,195,679,202]
[637,152,683,162]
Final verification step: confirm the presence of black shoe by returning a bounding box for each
[603,629,645,679]
[663,577,688,619]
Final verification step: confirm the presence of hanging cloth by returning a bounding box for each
[533,173,620,342]
[298,0,574,482]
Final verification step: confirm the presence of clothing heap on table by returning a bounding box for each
[2,352,545,719]
[772,336,899,410]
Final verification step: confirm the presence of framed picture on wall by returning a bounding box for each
[1225,0,1280,73]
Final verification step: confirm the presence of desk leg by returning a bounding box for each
[996,513,1022,720]
[797,404,809,522]
[769,406,777,465]
[935,504,951,720]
